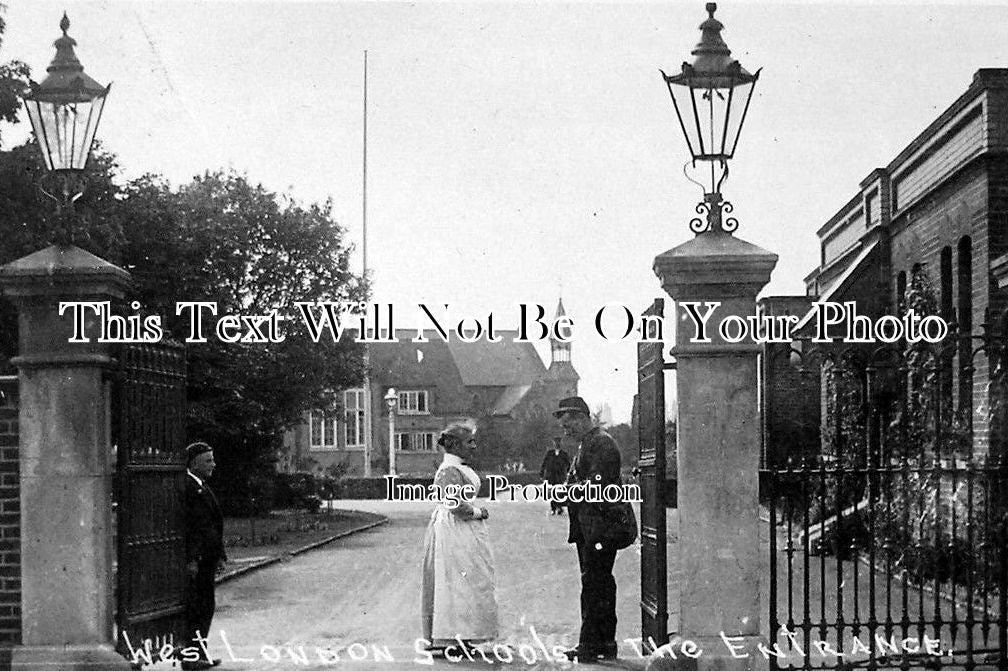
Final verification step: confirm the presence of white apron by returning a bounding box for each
[420,455,498,643]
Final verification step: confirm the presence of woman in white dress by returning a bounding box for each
[420,424,498,653]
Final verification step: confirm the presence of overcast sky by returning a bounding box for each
[3,1,1007,422]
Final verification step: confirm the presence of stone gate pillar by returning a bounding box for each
[652,229,777,670]
[0,244,132,670]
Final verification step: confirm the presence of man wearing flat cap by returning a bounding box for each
[181,442,226,670]
[554,396,622,661]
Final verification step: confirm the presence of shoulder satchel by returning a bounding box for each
[582,501,638,550]
[603,501,638,550]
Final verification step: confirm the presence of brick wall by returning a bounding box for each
[892,102,985,213]
[0,377,19,644]
[985,155,1008,315]
[890,161,992,451]
[983,74,1008,150]
[758,297,821,468]
[761,342,821,468]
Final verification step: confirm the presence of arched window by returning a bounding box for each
[938,247,954,422]
[957,236,973,423]
[940,246,953,320]
[957,237,973,331]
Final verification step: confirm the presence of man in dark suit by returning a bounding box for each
[554,397,623,661]
[182,442,226,670]
[539,437,571,515]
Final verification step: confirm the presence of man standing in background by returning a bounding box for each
[539,436,571,515]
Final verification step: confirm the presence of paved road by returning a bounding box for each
[158,499,664,670]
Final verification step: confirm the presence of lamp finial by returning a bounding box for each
[60,12,70,35]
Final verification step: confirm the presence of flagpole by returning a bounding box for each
[362,49,373,478]
[362,49,368,281]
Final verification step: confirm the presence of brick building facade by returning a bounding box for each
[757,296,819,467]
[763,69,1008,463]
[0,376,19,643]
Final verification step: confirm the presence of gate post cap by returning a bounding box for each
[654,233,777,300]
[0,243,131,302]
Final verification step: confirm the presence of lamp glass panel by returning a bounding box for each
[72,95,105,169]
[24,101,53,170]
[42,102,69,169]
[689,82,731,161]
[667,82,701,160]
[723,78,755,159]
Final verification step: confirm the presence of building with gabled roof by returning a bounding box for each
[281,299,579,475]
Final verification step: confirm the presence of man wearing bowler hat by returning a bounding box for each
[553,396,623,661]
[182,442,226,670]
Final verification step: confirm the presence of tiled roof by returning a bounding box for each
[795,238,880,333]
[490,384,532,415]
[544,360,579,381]
[365,330,550,414]
[446,331,546,386]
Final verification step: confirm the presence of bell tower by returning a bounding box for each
[550,298,572,364]
[545,298,578,396]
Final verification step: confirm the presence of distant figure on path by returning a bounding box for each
[539,436,571,515]
[421,425,499,657]
[182,442,227,671]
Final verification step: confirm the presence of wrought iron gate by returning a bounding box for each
[762,330,1008,671]
[112,341,188,658]
[638,297,669,648]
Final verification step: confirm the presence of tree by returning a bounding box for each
[0,156,367,508]
[111,171,368,509]
[607,422,637,469]
[113,170,367,432]
[474,415,515,471]
[514,412,560,468]
[0,5,29,147]
[0,5,365,508]
[0,8,38,371]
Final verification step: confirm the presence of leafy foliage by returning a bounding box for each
[0,58,367,510]
[513,412,561,468]
[111,170,368,437]
[607,422,638,469]
[811,266,1004,594]
[0,5,29,144]
[473,415,517,470]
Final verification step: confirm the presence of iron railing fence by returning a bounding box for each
[762,327,1008,671]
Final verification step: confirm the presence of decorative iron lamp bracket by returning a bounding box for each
[689,191,738,235]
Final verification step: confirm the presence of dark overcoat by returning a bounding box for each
[540,448,572,484]
[565,427,622,545]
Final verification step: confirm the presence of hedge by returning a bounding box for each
[331,471,546,499]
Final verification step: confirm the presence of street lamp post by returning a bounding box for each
[23,13,111,243]
[0,14,133,670]
[647,3,777,663]
[660,2,759,235]
[384,388,398,475]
